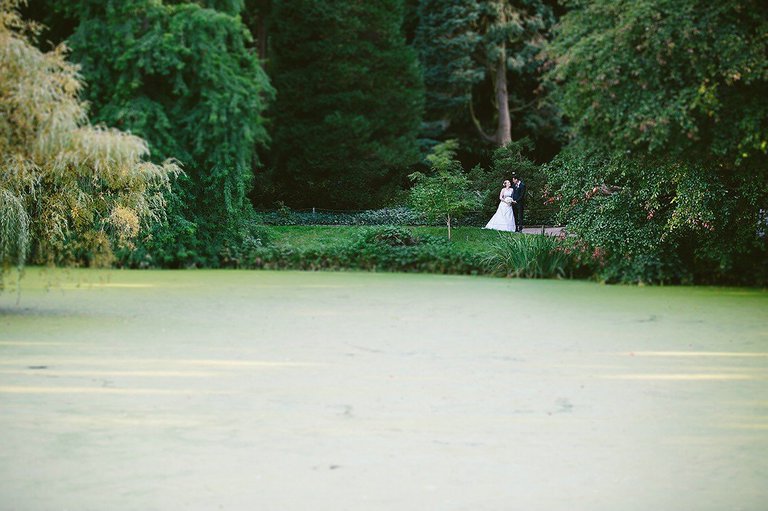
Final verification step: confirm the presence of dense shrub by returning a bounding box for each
[257,207,430,226]
[546,150,768,285]
[353,226,420,247]
[245,226,486,274]
[258,207,498,227]
[545,0,768,285]
[116,213,273,269]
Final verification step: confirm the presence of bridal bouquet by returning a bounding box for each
[503,197,514,205]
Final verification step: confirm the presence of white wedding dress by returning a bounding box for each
[484,188,517,231]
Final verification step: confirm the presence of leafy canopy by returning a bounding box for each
[0,0,177,275]
[548,0,768,160]
[269,0,424,208]
[545,0,768,284]
[63,0,273,220]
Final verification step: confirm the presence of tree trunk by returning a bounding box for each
[494,42,511,146]
[469,96,498,144]
[447,213,452,240]
[469,44,512,147]
[257,14,268,61]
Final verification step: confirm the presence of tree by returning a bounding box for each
[545,0,768,284]
[39,0,274,266]
[414,0,481,137]
[0,0,177,279]
[408,141,482,239]
[268,0,424,208]
[415,0,555,147]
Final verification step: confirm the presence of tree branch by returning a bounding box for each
[509,97,538,114]
[469,94,497,144]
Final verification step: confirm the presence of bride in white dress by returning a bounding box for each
[484,179,517,231]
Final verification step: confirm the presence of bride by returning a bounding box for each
[484,179,517,231]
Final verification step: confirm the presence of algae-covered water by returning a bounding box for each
[1,268,767,511]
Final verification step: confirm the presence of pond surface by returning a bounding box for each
[1,269,767,511]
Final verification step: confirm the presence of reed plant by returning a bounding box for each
[483,233,571,278]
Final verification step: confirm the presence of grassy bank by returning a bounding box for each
[114,225,584,278]
[234,226,582,278]
[245,226,490,275]
[268,226,501,252]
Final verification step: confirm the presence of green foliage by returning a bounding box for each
[351,226,435,252]
[248,225,485,274]
[166,0,245,15]
[0,189,29,272]
[545,0,768,284]
[268,0,424,208]
[548,0,768,159]
[354,226,420,247]
[469,139,557,224]
[414,0,482,120]
[241,225,584,278]
[117,209,273,269]
[0,0,177,274]
[257,207,427,227]
[408,141,482,238]
[414,0,560,148]
[547,148,767,284]
[483,232,572,278]
[56,0,274,262]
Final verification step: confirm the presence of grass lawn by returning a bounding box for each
[269,225,503,252]
[1,268,767,510]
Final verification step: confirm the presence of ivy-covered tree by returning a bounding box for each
[269,0,424,208]
[33,0,274,266]
[0,0,177,278]
[415,0,557,148]
[546,0,768,284]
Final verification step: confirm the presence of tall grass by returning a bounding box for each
[483,233,571,278]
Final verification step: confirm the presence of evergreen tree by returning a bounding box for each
[415,0,556,148]
[269,0,424,208]
[415,0,481,137]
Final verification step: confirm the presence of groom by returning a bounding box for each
[511,174,526,232]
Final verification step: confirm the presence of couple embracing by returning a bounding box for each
[484,174,526,233]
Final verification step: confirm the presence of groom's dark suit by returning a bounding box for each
[512,180,526,232]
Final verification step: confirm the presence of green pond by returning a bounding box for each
[1,268,767,511]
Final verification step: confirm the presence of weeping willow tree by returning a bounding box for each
[0,0,178,286]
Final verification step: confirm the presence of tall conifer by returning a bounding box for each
[269,0,424,208]
[415,0,554,147]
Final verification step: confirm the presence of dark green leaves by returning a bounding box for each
[269,0,424,208]
[67,0,274,222]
